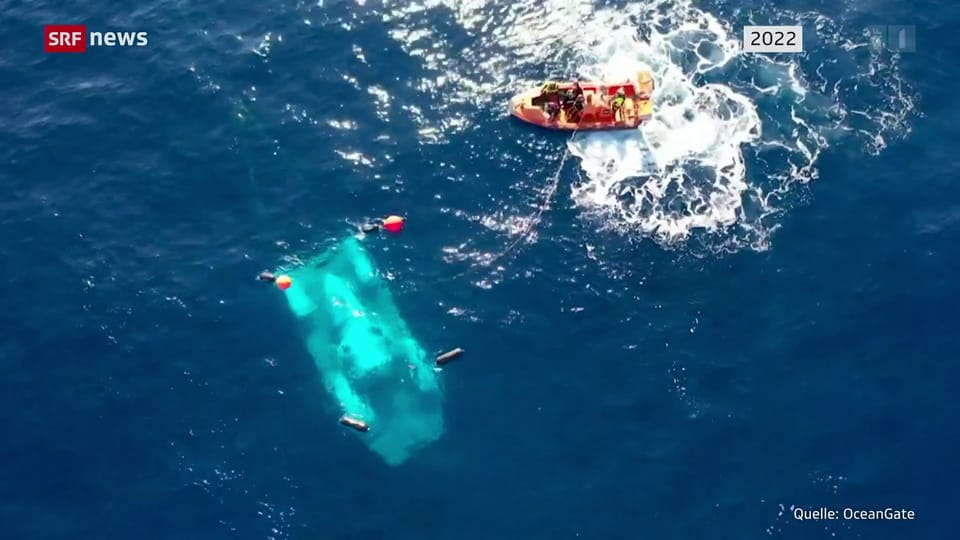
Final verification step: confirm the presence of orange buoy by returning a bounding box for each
[275,275,292,290]
[340,415,369,432]
[383,215,404,233]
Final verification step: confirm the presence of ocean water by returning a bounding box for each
[2,0,958,538]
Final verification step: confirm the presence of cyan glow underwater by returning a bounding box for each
[277,237,443,465]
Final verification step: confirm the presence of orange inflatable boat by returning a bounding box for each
[509,71,655,131]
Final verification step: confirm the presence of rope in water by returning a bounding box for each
[489,128,579,265]
[438,125,580,283]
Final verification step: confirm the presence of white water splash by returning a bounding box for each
[569,14,762,245]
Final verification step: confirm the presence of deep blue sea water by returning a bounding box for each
[3,0,959,538]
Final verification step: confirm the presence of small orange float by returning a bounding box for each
[275,275,292,290]
[383,215,405,233]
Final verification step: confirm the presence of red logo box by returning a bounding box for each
[45,25,87,53]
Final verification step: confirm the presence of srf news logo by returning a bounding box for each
[45,25,148,53]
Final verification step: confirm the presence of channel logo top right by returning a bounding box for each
[868,25,916,53]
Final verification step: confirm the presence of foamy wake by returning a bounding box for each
[375,0,917,253]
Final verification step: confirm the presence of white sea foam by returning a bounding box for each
[375,0,917,252]
[568,17,762,245]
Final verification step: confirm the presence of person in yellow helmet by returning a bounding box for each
[610,88,627,120]
[533,80,562,109]
[540,80,560,95]
[611,88,626,109]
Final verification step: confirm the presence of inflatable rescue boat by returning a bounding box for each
[509,71,654,131]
